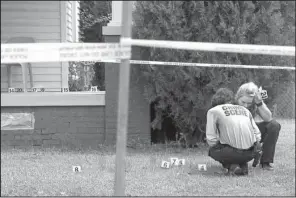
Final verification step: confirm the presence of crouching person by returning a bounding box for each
[206,88,261,176]
[235,82,281,170]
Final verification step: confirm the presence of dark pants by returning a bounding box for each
[256,119,281,164]
[209,143,255,168]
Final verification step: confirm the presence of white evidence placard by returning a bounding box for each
[161,161,170,169]
[170,157,179,166]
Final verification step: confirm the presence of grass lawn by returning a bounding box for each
[1,119,295,196]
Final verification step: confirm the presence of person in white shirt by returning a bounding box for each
[206,88,261,176]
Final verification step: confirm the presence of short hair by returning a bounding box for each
[235,82,259,102]
[211,88,234,107]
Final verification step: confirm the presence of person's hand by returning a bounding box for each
[210,141,220,149]
[253,87,263,104]
[254,141,262,152]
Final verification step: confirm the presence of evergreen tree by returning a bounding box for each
[132,1,295,139]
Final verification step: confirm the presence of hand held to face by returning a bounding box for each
[253,89,263,105]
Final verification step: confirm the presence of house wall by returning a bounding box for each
[1,1,151,149]
[0,1,74,92]
[1,1,61,42]
[1,106,106,150]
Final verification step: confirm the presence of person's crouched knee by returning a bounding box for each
[208,146,215,157]
[208,144,220,158]
[267,119,281,134]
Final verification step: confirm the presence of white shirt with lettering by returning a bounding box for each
[206,104,261,149]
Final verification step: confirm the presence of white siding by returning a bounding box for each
[0,1,68,92]
[1,1,61,42]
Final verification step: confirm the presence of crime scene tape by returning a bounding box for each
[81,60,296,70]
[1,43,131,64]
[121,38,296,57]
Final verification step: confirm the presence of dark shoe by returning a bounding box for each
[227,164,244,176]
[222,163,230,169]
[221,163,230,173]
[261,163,274,171]
[239,163,249,175]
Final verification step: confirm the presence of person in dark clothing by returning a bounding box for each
[235,82,281,171]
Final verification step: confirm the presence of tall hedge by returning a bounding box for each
[131,1,295,138]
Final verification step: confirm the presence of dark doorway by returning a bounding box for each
[150,101,178,144]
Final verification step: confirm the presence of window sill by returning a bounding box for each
[1,91,106,107]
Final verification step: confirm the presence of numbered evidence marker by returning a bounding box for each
[198,164,207,171]
[170,157,179,166]
[8,88,23,93]
[61,88,69,93]
[90,86,98,92]
[178,159,185,166]
[72,166,81,173]
[161,161,171,169]
[32,87,45,92]
[8,88,15,93]
[15,88,23,92]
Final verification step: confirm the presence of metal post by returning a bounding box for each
[114,1,133,196]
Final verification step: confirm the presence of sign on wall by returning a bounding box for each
[1,113,35,130]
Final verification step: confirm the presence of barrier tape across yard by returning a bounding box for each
[1,42,295,70]
[81,59,296,70]
[121,38,296,56]
[1,43,131,64]
[1,40,295,64]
